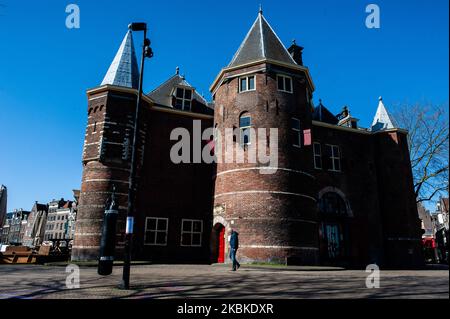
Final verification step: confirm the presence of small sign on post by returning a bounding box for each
[126,217,134,234]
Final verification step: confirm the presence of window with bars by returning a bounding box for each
[174,88,192,111]
[144,217,168,246]
[181,219,203,247]
[239,115,252,146]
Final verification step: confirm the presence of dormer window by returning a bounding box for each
[175,87,192,111]
[239,75,255,92]
[277,74,293,93]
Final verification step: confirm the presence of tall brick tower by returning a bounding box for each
[210,10,320,265]
[371,98,423,267]
[72,31,150,261]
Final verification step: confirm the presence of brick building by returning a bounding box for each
[434,197,449,263]
[0,185,7,240]
[22,202,49,247]
[72,11,423,268]
[0,209,31,245]
[43,199,76,241]
[0,185,7,228]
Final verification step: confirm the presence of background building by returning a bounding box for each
[22,202,49,247]
[418,204,434,238]
[418,203,437,263]
[0,212,12,244]
[433,197,449,263]
[44,199,76,241]
[0,185,7,243]
[0,185,7,229]
[0,209,31,245]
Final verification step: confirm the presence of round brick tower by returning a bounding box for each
[72,30,147,261]
[210,11,319,265]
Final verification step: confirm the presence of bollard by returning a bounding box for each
[98,186,119,276]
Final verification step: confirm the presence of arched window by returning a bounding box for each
[319,192,347,215]
[239,113,251,146]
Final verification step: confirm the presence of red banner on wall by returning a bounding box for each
[303,129,312,146]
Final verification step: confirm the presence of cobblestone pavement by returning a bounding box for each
[0,264,448,299]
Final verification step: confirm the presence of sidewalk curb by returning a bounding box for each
[43,261,153,267]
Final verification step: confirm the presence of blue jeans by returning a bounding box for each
[230,248,240,270]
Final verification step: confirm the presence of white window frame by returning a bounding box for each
[313,142,322,169]
[174,87,192,111]
[291,118,301,148]
[239,116,252,146]
[326,144,341,172]
[144,217,169,246]
[239,75,256,93]
[180,219,203,247]
[277,74,293,93]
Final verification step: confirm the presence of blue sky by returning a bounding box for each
[0,0,448,211]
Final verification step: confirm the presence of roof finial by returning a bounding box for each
[379,96,383,101]
[319,98,323,105]
[176,66,180,75]
[259,4,263,15]
[292,39,296,46]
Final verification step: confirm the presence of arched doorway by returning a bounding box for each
[318,191,351,265]
[211,223,225,263]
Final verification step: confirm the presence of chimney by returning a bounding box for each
[288,40,304,66]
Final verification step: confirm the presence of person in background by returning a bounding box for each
[229,229,240,271]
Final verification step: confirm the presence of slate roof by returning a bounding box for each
[228,11,297,68]
[312,100,339,125]
[33,203,48,212]
[101,30,140,89]
[371,97,397,131]
[147,73,209,108]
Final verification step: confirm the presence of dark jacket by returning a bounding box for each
[230,231,239,249]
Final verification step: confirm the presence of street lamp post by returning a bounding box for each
[120,22,153,290]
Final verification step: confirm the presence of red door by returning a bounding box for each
[217,226,225,263]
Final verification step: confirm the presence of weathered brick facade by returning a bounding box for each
[212,62,319,265]
[72,12,423,268]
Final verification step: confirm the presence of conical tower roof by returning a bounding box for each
[371,97,397,131]
[101,30,139,89]
[228,10,297,68]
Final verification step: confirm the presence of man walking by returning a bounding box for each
[229,229,240,271]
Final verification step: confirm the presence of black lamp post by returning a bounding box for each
[119,22,153,290]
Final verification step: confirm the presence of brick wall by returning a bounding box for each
[212,62,319,265]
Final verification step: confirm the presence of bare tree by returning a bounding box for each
[393,103,449,204]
